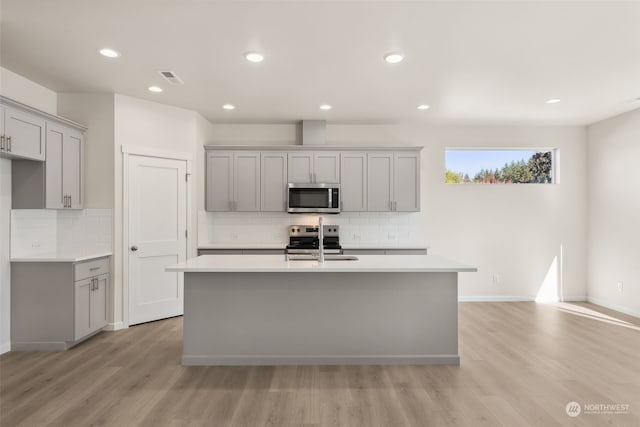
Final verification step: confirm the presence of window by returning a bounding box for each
[445,149,555,184]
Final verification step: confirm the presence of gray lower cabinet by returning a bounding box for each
[342,248,428,255]
[11,257,110,350]
[74,273,108,340]
[198,249,285,255]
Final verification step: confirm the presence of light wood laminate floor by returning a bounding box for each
[1,302,639,427]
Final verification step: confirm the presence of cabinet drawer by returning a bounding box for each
[74,257,110,281]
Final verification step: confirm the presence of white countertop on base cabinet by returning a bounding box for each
[167,254,476,273]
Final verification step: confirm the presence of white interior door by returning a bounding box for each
[128,155,187,325]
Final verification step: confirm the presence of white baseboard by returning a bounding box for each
[458,296,534,302]
[458,296,588,303]
[0,341,10,355]
[104,321,125,331]
[587,297,640,318]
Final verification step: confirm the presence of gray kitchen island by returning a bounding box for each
[166,254,476,366]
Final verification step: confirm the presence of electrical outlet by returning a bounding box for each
[353,233,361,241]
[31,241,40,249]
[616,282,623,292]
[230,233,239,241]
[493,274,500,285]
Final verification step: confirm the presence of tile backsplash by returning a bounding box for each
[11,209,112,257]
[198,211,418,247]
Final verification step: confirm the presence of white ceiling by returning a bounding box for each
[1,0,639,125]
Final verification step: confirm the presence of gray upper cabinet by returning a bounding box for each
[206,151,260,212]
[0,105,46,161]
[234,152,260,211]
[3,97,86,209]
[367,151,420,212]
[287,152,314,183]
[287,151,340,183]
[394,151,420,212]
[261,152,287,211]
[12,121,85,209]
[206,151,233,211]
[340,152,367,212]
[367,152,394,211]
[205,146,421,213]
[45,123,83,209]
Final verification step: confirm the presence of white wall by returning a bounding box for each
[0,67,57,115]
[0,67,58,353]
[0,159,12,353]
[112,94,204,324]
[587,108,640,317]
[207,123,588,301]
[58,93,115,208]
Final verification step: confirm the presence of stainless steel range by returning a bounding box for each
[286,224,342,255]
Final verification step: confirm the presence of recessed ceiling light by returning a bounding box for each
[99,48,120,58]
[319,104,332,110]
[417,104,431,110]
[245,52,264,63]
[223,104,235,110]
[148,86,163,93]
[383,52,404,64]
[545,98,561,104]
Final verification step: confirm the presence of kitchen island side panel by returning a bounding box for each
[182,271,458,365]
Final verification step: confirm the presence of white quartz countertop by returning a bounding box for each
[198,243,430,250]
[198,243,285,249]
[342,244,430,250]
[167,254,476,273]
[10,252,113,263]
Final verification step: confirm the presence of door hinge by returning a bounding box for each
[185,229,188,238]
[185,173,191,182]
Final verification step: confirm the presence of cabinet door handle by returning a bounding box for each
[7,136,11,152]
[69,195,72,208]
[0,135,4,151]
[63,195,67,208]
[89,267,100,271]
[394,201,397,211]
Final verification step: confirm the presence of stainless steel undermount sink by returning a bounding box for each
[286,254,359,261]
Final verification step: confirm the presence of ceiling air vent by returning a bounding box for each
[158,71,184,85]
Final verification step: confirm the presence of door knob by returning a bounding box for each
[131,245,138,252]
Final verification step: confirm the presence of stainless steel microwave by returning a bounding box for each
[287,183,340,214]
